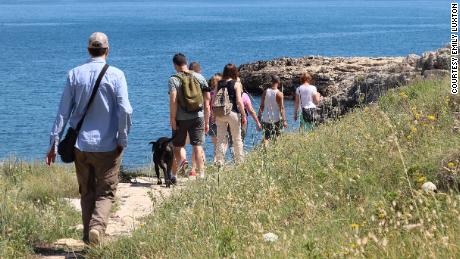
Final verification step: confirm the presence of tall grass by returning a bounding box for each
[0,160,80,258]
[88,78,460,258]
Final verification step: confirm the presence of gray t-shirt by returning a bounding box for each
[168,71,209,121]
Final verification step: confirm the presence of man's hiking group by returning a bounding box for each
[45,32,321,245]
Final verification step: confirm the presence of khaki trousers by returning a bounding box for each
[215,112,244,165]
[74,148,121,241]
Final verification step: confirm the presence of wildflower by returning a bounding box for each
[399,92,408,98]
[417,176,426,184]
[263,232,278,242]
[447,162,456,168]
[427,115,436,121]
[410,126,417,133]
[350,223,360,229]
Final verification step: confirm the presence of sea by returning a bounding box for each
[0,0,449,168]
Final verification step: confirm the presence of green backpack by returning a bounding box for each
[174,72,203,113]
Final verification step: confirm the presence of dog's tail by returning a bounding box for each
[149,141,156,145]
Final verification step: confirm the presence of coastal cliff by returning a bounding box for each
[239,46,450,122]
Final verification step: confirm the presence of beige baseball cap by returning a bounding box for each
[88,32,109,49]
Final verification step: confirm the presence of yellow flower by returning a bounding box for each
[350,223,360,229]
[448,162,456,168]
[417,176,426,183]
[399,92,408,98]
[410,126,417,133]
[414,113,421,120]
[427,115,436,121]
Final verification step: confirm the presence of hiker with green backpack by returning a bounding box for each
[213,64,247,165]
[168,53,210,180]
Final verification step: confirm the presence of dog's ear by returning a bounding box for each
[149,141,156,146]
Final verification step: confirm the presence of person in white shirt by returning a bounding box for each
[294,72,321,130]
[258,75,287,146]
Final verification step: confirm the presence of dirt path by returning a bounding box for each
[37,176,190,258]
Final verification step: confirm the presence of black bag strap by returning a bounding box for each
[75,64,109,132]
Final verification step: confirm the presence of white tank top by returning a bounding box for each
[262,88,281,123]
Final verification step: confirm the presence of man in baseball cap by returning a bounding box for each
[46,32,132,245]
[87,32,109,56]
[88,32,109,49]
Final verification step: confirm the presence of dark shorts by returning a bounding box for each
[262,121,282,140]
[172,117,204,147]
[301,108,319,124]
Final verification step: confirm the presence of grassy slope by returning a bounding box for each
[88,78,460,258]
[0,161,81,258]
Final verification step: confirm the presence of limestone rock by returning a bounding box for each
[423,69,449,79]
[52,238,85,252]
[239,46,450,122]
[421,182,437,193]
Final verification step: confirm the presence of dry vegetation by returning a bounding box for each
[88,78,460,258]
[1,78,459,258]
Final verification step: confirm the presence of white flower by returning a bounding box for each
[263,232,278,242]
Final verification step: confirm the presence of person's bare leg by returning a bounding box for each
[172,146,186,177]
[193,145,205,178]
[191,148,197,173]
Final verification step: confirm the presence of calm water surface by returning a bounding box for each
[0,0,449,167]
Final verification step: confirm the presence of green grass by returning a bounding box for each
[1,78,458,258]
[0,160,81,258]
[87,78,460,258]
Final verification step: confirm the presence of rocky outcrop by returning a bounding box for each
[239,46,451,122]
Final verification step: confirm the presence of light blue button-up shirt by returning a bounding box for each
[49,57,132,152]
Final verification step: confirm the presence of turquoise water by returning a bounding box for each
[0,0,449,167]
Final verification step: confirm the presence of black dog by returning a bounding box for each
[149,137,174,187]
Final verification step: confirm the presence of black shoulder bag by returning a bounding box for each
[58,64,109,163]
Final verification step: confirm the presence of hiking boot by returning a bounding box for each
[189,170,197,178]
[89,229,101,245]
[178,160,189,176]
